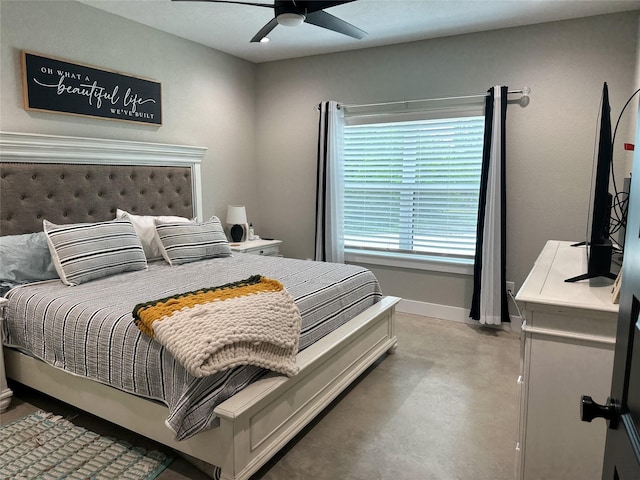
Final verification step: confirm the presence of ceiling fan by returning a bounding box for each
[173,0,367,43]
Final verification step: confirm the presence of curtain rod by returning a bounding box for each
[338,87,531,110]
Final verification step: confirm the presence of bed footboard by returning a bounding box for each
[3,295,399,480]
[213,295,399,480]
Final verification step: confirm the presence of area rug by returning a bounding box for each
[0,411,173,479]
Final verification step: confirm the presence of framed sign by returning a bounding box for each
[21,51,162,126]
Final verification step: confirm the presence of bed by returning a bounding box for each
[0,132,399,480]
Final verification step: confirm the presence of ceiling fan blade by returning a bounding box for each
[172,0,273,8]
[251,17,280,42]
[304,10,366,39]
[298,1,356,14]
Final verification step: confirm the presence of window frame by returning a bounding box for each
[341,103,485,274]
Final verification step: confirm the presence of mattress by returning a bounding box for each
[2,253,381,440]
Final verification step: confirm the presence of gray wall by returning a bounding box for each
[0,0,257,223]
[1,2,638,313]
[254,12,639,310]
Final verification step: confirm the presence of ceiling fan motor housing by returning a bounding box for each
[274,0,306,26]
[274,0,307,15]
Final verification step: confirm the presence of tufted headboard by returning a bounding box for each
[0,132,207,236]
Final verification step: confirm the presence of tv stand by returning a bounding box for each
[565,242,617,282]
[565,271,618,283]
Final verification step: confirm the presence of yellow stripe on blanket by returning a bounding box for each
[132,275,302,377]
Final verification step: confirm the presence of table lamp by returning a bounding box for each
[226,205,248,242]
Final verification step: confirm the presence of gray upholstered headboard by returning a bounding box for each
[0,132,207,236]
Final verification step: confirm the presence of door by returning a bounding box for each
[581,110,640,478]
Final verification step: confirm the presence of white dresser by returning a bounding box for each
[515,240,618,480]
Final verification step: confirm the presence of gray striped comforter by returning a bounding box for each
[3,253,381,440]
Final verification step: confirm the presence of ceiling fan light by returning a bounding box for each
[276,13,305,27]
[260,37,270,43]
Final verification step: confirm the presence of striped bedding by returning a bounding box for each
[2,253,382,440]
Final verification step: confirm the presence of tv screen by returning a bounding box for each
[566,82,616,283]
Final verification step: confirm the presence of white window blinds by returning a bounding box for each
[343,114,485,260]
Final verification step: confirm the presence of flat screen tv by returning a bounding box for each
[566,82,617,283]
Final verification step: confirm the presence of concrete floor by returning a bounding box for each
[1,313,520,480]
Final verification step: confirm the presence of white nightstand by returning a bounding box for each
[230,239,282,256]
[0,297,12,413]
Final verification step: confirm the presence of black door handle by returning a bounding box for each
[581,395,619,428]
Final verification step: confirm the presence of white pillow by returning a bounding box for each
[116,209,191,261]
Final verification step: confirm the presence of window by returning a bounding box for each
[342,110,485,268]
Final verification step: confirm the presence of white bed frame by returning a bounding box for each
[0,132,399,480]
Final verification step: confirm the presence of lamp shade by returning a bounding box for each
[226,205,247,225]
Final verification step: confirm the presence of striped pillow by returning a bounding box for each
[43,218,147,286]
[155,216,231,266]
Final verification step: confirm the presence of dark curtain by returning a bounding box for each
[470,86,509,324]
[314,101,343,263]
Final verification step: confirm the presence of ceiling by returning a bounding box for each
[76,0,640,63]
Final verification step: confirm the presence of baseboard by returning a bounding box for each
[397,298,522,333]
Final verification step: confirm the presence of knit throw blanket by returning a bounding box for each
[132,275,301,378]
